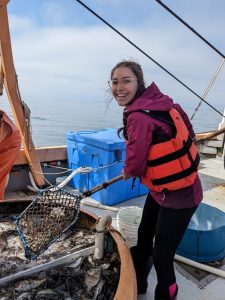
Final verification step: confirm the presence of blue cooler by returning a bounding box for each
[66,128,148,205]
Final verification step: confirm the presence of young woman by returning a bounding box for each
[109,60,203,300]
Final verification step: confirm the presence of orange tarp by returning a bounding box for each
[0,110,21,200]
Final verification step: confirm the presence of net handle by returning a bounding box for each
[57,167,92,189]
[82,174,123,197]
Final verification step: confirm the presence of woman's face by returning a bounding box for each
[110,67,138,106]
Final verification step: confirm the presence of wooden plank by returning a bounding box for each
[15,145,67,165]
[196,127,225,144]
[196,131,215,139]
[0,1,45,186]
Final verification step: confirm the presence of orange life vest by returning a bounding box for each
[141,108,200,192]
[0,110,21,200]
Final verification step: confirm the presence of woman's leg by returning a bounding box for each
[137,193,160,254]
[131,193,160,293]
[153,205,197,299]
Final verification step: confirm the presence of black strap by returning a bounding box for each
[151,154,200,186]
[127,109,175,127]
[147,136,193,167]
[124,109,176,141]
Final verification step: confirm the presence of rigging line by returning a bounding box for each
[191,58,225,120]
[75,0,224,118]
[155,0,225,59]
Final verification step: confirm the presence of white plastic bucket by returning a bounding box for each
[117,207,143,248]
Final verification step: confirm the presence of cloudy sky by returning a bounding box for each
[1,0,225,143]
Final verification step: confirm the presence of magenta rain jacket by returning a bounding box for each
[124,82,203,209]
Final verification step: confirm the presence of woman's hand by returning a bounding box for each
[122,169,130,180]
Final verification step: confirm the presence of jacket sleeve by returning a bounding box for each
[124,112,153,177]
[173,103,195,138]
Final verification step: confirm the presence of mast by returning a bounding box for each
[0,0,45,186]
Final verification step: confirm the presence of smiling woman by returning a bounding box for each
[109,59,203,299]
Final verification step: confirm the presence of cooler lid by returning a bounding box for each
[67,128,126,151]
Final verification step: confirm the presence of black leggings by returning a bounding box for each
[137,193,197,296]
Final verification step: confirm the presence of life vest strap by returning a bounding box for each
[147,136,193,167]
[127,109,175,126]
[151,154,200,186]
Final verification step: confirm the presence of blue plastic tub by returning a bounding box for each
[177,203,225,262]
[66,128,148,205]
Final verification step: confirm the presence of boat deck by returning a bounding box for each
[77,157,225,300]
[3,156,225,299]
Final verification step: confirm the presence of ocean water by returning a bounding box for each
[1,96,224,147]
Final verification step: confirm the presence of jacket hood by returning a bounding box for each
[126,82,174,112]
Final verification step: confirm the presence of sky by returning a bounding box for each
[1,0,225,129]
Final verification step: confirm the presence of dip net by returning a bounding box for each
[15,171,123,260]
[15,188,82,260]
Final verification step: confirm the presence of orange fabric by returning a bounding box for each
[0,110,21,200]
[141,108,199,192]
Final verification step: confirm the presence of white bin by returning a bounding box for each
[117,207,143,248]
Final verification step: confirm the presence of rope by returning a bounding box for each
[32,160,122,175]
[28,170,53,192]
[191,58,225,120]
[91,160,122,171]
[28,160,123,192]
[14,74,33,151]
[41,163,70,170]
[154,1,225,120]
[75,0,225,118]
[32,168,71,175]
[21,101,33,150]
[155,0,225,59]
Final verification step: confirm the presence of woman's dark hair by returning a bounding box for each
[111,60,146,139]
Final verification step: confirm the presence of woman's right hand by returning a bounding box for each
[122,169,130,180]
